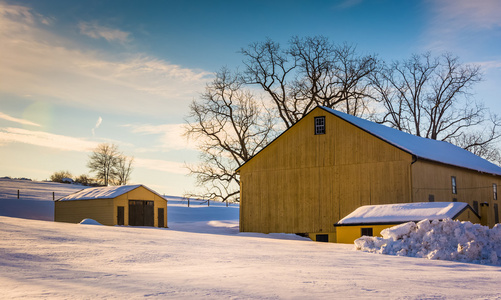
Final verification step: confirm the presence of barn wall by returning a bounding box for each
[114,186,167,227]
[335,224,392,244]
[412,160,501,227]
[239,107,414,234]
[54,198,115,225]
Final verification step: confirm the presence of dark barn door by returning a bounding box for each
[158,208,165,228]
[117,206,124,225]
[129,200,154,226]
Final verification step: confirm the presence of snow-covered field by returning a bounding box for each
[2,179,501,299]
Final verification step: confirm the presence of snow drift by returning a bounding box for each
[355,218,501,266]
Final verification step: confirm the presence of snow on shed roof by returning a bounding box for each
[321,107,501,176]
[57,185,164,201]
[335,202,473,226]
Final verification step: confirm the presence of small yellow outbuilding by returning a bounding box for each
[55,184,167,227]
[334,202,480,244]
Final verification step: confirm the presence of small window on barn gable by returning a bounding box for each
[494,184,497,200]
[314,116,325,135]
[451,176,457,194]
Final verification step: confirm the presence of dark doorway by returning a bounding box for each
[117,206,124,225]
[158,208,165,228]
[129,200,154,226]
[316,234,329,242]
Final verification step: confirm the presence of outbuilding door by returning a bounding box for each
[128,200,154,226]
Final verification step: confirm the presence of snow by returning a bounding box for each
[2,178,501,299]
[57,184,160,201]
[336,202,471,225]
[79,218,103,225]
[355,219,501,266]
[321,107,501,176]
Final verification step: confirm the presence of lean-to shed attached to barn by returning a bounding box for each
[55,184,167,227]
[334,202,479,244]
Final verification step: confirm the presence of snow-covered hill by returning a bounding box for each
[2,178,501,299]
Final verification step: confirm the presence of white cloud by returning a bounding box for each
[91,116,102,136]
[0,127,98,152]
[0,111,40,127]
[0,2,212,117]
[430,0,501,30]
[79,21,130,43]
[424,0,501,51]
[134,157,188,175]
[124,123,197,151]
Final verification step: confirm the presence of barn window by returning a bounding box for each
[473,201,479,214]
[428,194,435,202]
[316,234,329,242]
[494,184,498,200]
[495,204,499,224]
[314,116,325,135]
[451,176,457,194]
[361,228,373,237]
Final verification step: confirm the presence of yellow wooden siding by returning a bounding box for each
[411,160,501,227]
[54,198,115,225]
[55,186,167,227]
[336,208,480,244]
[113,186,167,227]
[336,224,390,244]
[239,107,414,235]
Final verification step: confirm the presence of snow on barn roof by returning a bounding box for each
[335,202,474,226]
[321,107,501,176]
[57,184,164,201]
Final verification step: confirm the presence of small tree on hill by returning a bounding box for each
[87,143,134,186]
[50,170,73,183]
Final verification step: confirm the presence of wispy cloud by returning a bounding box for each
[424,0,501,52]
[91,116,102,136]
[0,112,41,127]
[124,123,196,151]
[0,2,211,117]
[0,127,98,152]
[78,21,130,43]
[134,157,188,175]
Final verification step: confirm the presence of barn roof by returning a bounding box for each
[335,202,476,226]
[320,107,501,176]
[57,184,165,201]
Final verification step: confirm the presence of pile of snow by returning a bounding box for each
[78,218,103,225]
[355,218,501,266]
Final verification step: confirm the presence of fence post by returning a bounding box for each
[17,190,19,199]
[53,192,55,201]
[188,198,190,207]
[208,199,210,207]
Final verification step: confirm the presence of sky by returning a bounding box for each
[1,0,501,196]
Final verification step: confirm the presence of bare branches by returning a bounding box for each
[240,36,377,127]
[371,52,499,158]
[185,68,277,202]
[87,143,134,186]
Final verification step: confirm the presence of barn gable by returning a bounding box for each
[238,106,501,241]
[55,184,167,227]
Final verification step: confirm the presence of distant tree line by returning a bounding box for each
[185,35,501,203]
[50,143,134,186]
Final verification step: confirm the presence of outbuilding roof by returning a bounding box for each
[322,107,501,176]
[57,184,165,201]
[335,202,476,226]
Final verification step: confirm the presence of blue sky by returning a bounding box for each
[1,0,500,196]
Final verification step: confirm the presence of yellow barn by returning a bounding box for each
[237,106,501,242]
[55,184,167,227]
[334,202,480,244]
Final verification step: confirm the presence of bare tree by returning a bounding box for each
[87,143,121,186]
[371,52,500,157]
[185,68,277,202]
[240,36,378,127]
[114,155,134,185]
[50,170,73,183]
